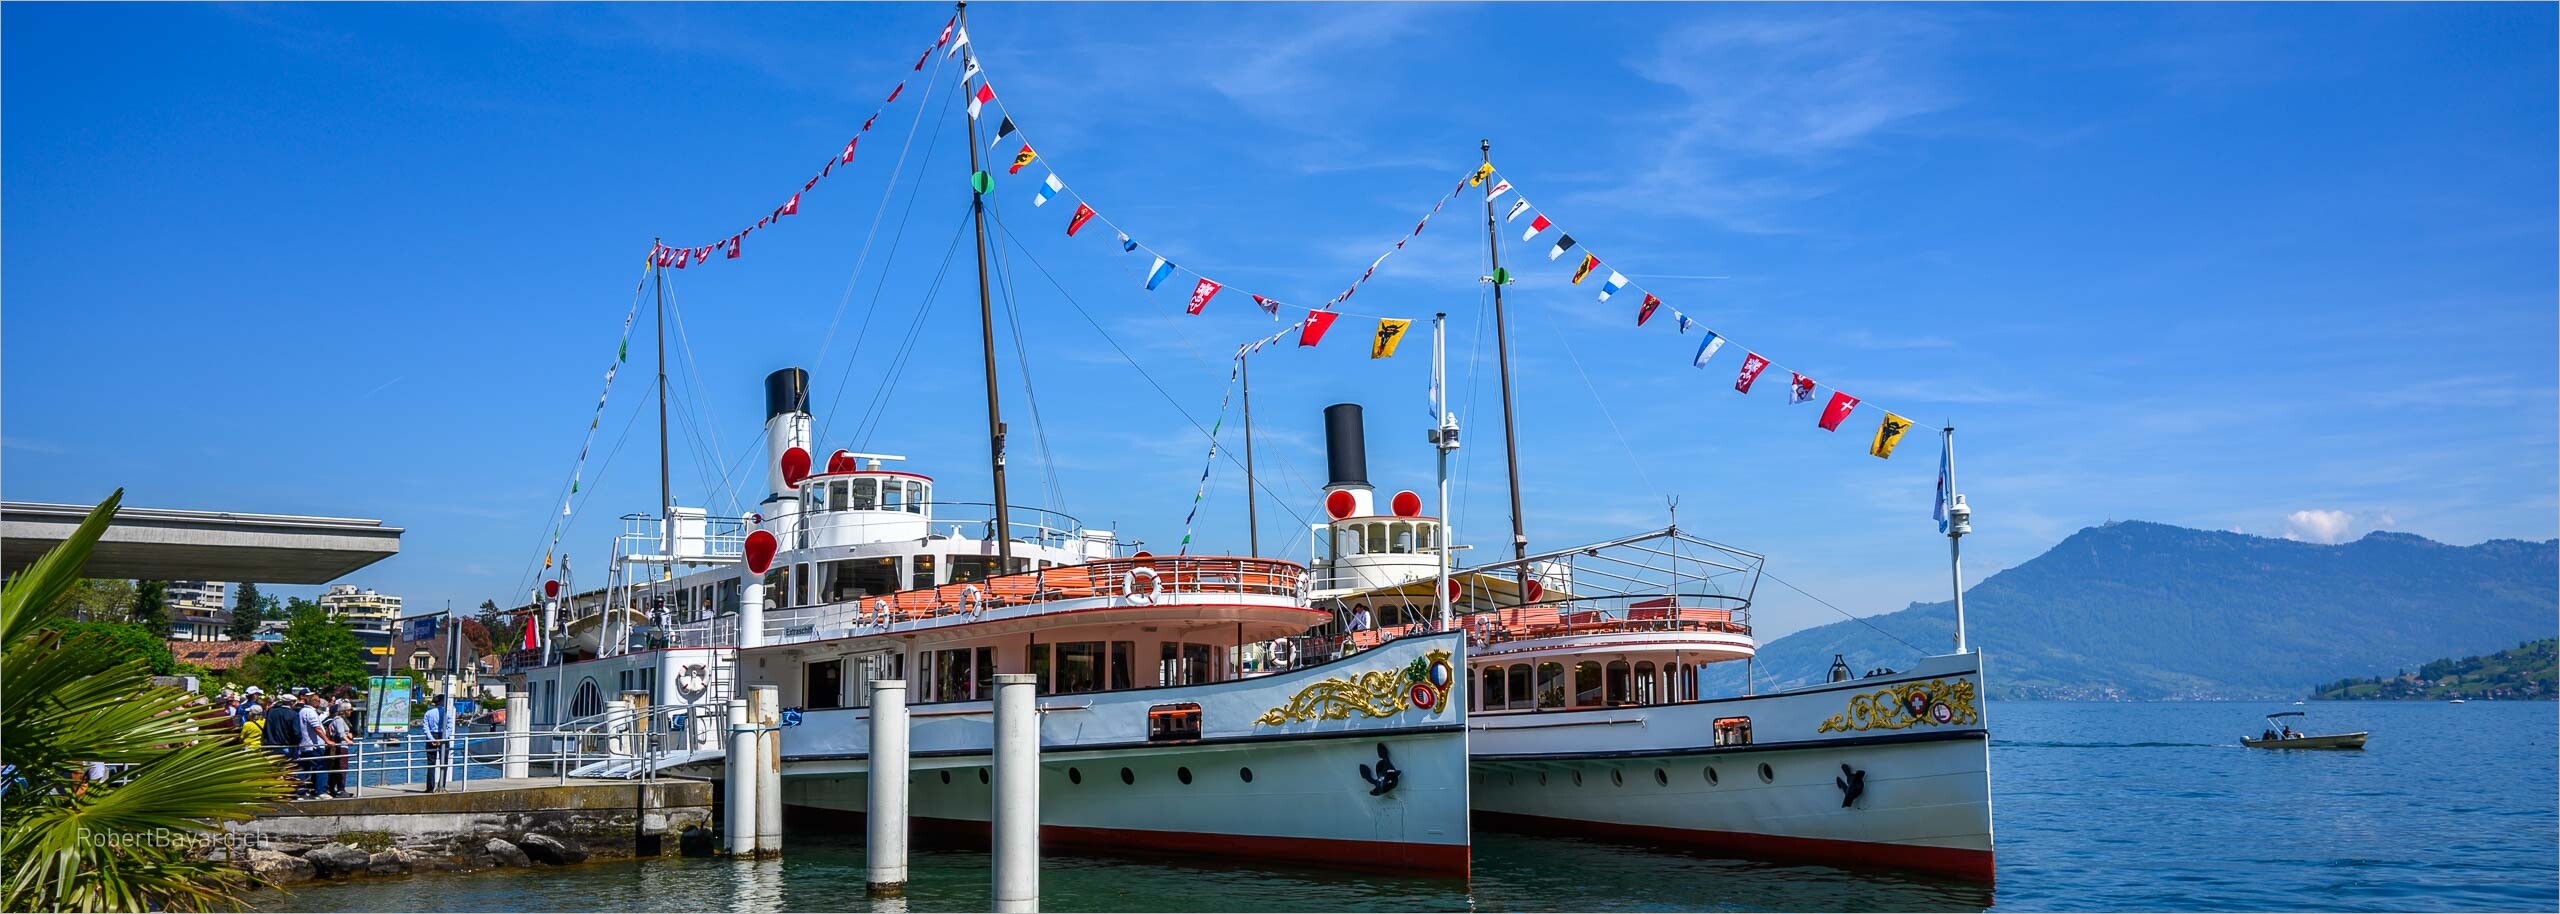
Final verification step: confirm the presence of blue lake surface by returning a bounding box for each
[256,701,2558,912]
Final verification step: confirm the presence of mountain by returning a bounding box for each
[1710,522,2559,700]
[2310,638,2556,701]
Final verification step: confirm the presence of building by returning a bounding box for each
[318,584,400,672]
[169,640,271,675]
[166,580,233,642]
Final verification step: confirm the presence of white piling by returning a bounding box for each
[502,691,530,779]
[866,680,910,892]
[991,673,1040,914]
[725,697,757,856]
[752,684,782,856]
[605,696,632,758]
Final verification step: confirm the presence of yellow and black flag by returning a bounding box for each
[1469,162,1494,187]
[1571,253,1601,285]
[1870,412,1915,459]
[1371,318,1413,359]
[1008,144,1039,175]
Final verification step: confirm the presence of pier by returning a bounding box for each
[230,777,713,884]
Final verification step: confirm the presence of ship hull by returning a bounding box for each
[1467,651,1993,881]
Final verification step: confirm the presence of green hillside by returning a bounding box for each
[1712,522,2559,700]
[2310,639,2556,700]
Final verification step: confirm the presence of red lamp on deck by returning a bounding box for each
[780,446,812,487]
[744,530,778,575]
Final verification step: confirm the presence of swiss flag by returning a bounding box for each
[782,193,801,216]
[1735,353,1771,394]
[1298,310,1341,347]
[1186,278,1222,315]
[842,136,859,164]
[1818,391,1860,431]
[726,237,742,260]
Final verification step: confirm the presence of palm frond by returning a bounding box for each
[0,489,121,646]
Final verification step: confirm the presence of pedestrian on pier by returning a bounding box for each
[420,700,450,792]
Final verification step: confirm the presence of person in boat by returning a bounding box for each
[2262,726,2280,741]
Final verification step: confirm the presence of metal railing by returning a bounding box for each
[758,555,1306,644]
[317,701,736,797]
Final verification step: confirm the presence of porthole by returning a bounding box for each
[1068,767,1082,784]
[978,768,989,785]
[1571,770,1584,787]
[1238,767,1254,783]
[1120,767,1136,785]
[1654,768,1669,786]
[1758,762,1775,784]
[1705,766,1720,786]
[939,770,951,785]
[1610,769,1624,787]
[1177,767,1193,785]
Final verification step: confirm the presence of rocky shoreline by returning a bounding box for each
[232,830,599,887]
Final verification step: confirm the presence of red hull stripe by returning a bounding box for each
[1476,809,1992,883]
[784,805,1469,879]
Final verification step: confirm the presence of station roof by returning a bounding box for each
[2,502,403,584]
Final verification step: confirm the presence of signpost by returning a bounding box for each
[365,675,413,736]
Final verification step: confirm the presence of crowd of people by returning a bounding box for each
[214,685,366,799]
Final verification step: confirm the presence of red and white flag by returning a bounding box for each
[1521,214,1552,242]
[1818,391,1859,431]
[1067,203,1096,236]
[968,81,995,119]
[726,236,742,260]
[1637,293,1661,326]
[885,82,904,104]
[1250,294,1280,316]
[1299,310,1341,347]
[1789,372,1817,404]
[1186,278,1223,315]
[1735,353,1770,393]
[842,136,859,164]
[782,193,801,216]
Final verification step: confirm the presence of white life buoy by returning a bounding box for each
[1267,638,1294,669]
[962,585,984,618]
[1123,566,1163,604]
[872,598,894,630]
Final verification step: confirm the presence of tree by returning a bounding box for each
[3,490,294,911]
[458,619,495,659]
[476,599,520,655]
[225,582,266,641]
[53,579,133,623]
[129,580,170,638]
[263,604,368,692]
[53,621,177,677]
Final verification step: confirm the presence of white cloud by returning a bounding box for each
[2279,508,2396,545]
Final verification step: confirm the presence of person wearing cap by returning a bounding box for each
[323,701,356,798]
[295,692,332,798]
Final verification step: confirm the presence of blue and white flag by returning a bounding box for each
[1117,231,1137,253]
[1597,271,1627,302]
[1033,173,1064,207]
[1675,313,1692,334]
[1934,433,1953,533]
[1692,332,1725,368]
[1145,256,1176,290]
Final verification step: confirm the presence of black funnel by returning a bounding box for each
[764,368,809,420]
[1323,403,1369,488]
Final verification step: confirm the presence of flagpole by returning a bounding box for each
[956,1,1013,567]
[1239,351,1259,557]
[1944,426,1970,654]
[1478,139,1532,609]
[1432,312,1455,633]
[654,238,674,573]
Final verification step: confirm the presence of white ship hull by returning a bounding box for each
[1468,651,1993,881]
[774,633,1472,876]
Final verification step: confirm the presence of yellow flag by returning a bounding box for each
[1571,253,1600,284]
[1371,318,1413,359]
[1870,412,1915,459]
[1469,162,1494,187]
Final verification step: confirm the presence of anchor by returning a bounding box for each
[1358,743,1402,796]
[1835,763,1866,808]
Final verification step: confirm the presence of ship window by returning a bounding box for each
[907,480,928,514]
[1054,641,1106,694]
[1147,703,1202,742]
[911,554,937,590]
[805,659,843,710]
[571,678,604,719]
[950,555,1000,585]
[827,480,849,512]
[1160,642,1214,686]
[1110,641,1135,691]
[973,646,996,700]
[1606,660,1631,705]
[844,557,898,600]
[1574,661,1602,708]
[1536,662,1565,709]
[881,479,905,512]
[850,478,878,511]
[1662,662,1683,702]
[1634,661,1656,705]
[1390,522,1414,554]
[1506,664,1533,710]
[1416,523,1434,551]
[1479,666,1505,710]
[1365,524,1387,555]
[1029,643,1052,694]
[1716,717,1753,747]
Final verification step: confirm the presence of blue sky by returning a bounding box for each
[6,3,2553,641]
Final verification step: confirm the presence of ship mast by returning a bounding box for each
[1240,352,1259,557]
[1479,140,1531,601]
[654,236,673,570]
[957,1,1013,565]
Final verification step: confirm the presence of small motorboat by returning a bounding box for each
[2242,711,2368,750]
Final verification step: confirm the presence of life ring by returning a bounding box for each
[961,585,985,618]
[1123,566,1163,604]
[872,598,894,630]
[1267,638,1294,669]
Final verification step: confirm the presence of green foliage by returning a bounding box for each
[475,599,519,656]
[52,620,177,677]
[262,605,368,692]
[129,579,170,638]
[224,583,267,641]
[1721,522,2560,700]
[2,490,296,912]
[2312,639,2556,701]
[52,578,133,623]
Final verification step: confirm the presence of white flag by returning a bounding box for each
[1505,198,1530,222]
[1485,179,1512,203]
[947,27,970,58]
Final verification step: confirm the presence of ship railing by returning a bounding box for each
[780,500,1091,552]
[757,555,1307,644]
[340,701,730,795]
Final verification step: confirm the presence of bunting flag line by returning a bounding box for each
[1033,173,1064,206]
[1299,310,1341,347]
[989,117,1016,148]
[1486,179,1512,202]
[1870,412,1914,458]
[968,80,995,119]
[1693,332,1726,368]
[1371,318,1412,359]
[1186,278,1222,315]
[1067,203,1096,236]
[1250,294,1280,316]
[1145,256,1176,291]
[1117,231,1137,252]
[1735,352,1771,393]
[1176,364,1238,556]
[1819,391,1860,431]
[1009,144,1039,174]
[1482,163,1926,456]
[1469,162,1494,186]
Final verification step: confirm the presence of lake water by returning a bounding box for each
[254,701,2558,912]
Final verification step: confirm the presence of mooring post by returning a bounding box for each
[752,684,782,856]
[991,673,1040,913]
[725,696,757,856]
[866,679,910,892]
[503,690,530,779]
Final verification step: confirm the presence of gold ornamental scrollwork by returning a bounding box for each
[1816,677,1979,733]
[1256,649,1457,726]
